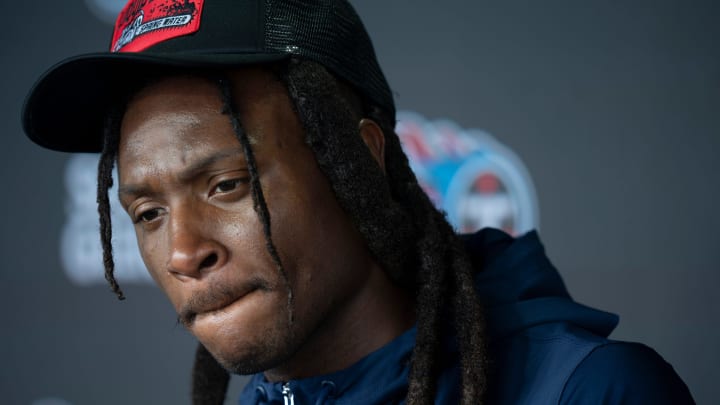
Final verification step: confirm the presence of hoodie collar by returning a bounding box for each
[239,326,417,404]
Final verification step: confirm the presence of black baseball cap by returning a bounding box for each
[22,0,394,153]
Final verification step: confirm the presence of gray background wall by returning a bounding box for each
[2,0,717,404]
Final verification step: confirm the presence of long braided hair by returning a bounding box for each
[96,59,488,404]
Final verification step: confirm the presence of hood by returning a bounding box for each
[462,228,618,340]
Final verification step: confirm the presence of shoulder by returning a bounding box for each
[560,342,694,404]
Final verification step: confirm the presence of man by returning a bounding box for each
[22,0,693,404]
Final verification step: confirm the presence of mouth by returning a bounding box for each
[178,280,265,327]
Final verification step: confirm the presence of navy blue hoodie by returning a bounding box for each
[239,229,693,404]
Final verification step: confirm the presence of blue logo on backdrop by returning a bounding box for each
[396,111,539,235]
[60,112,539,285]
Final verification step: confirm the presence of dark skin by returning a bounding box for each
[117,68,415,381]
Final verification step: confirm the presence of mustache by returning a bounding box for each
[177,277,269,327]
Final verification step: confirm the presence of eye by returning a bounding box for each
[213,178,246,194]
[135,208,161,224]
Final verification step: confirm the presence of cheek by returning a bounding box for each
[267,171,372,316]
[214,205,273,275]
[135,230,184,310]
[135,229,162,281]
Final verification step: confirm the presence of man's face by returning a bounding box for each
[117,68,380,375]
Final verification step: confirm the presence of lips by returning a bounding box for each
[178,279,265,327]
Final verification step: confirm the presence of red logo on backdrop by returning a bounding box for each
[111,0,204,52]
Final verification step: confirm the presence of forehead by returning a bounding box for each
[119,75,228,160]
[118,68,288,156]
[116,68,305,185]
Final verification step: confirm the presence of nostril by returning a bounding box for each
[199,253,218,269]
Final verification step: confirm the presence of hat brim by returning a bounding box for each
[22,51,289,153]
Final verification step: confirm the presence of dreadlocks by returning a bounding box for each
[96,59,488,404]
[97,106,124,301]
[281,59,488,404]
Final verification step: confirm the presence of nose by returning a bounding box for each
[166,208,227,280]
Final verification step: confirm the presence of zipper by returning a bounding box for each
[282,382,295,405]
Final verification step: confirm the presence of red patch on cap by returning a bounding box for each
[110,0,204,52]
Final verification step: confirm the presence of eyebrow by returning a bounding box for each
[118,147,246,200]
[177,147,246,183]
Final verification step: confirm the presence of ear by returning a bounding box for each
[358,118,386,173]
